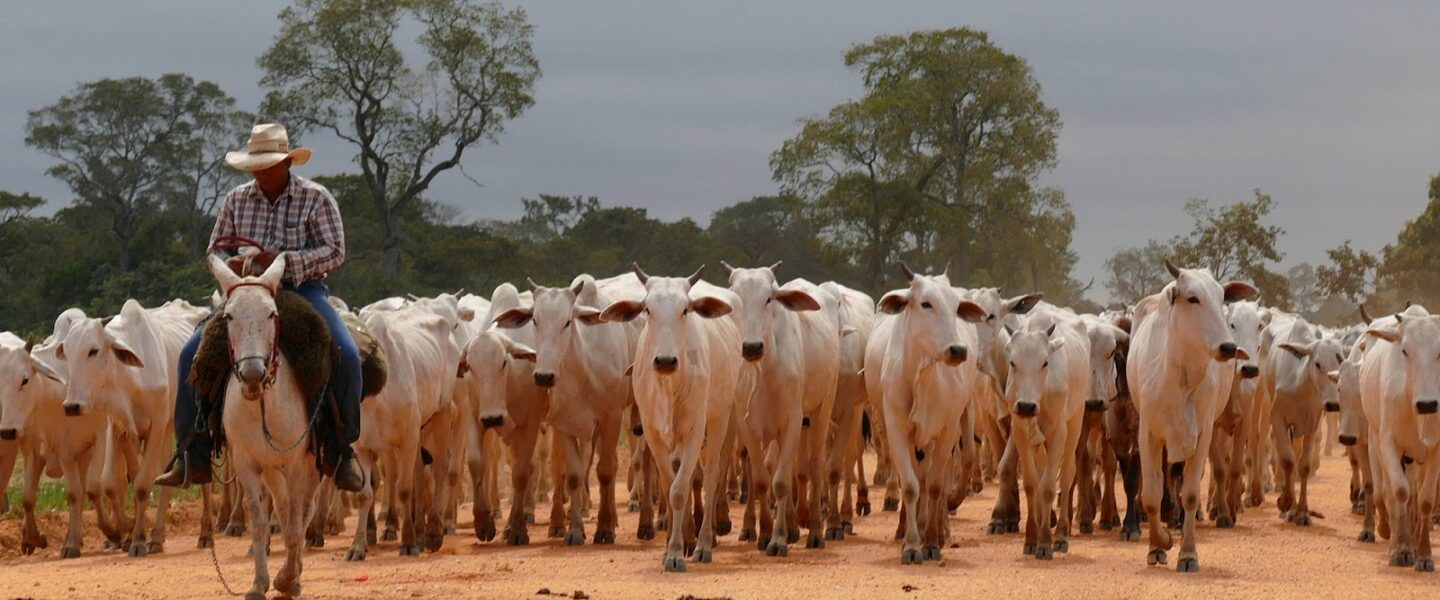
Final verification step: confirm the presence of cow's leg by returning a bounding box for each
[1139,425,1172,566]
[827,399,858,541]
[240,469,271,600]
[389,442,421,556]
[1053,415,1083,555]
[989,434,1021,534]
[57,456,88,559]
[558,432,588,546]
[1177,425,1215,573]
[882,418,923,564]
[1016,439,1040,555]
[766,413,806,558]
[854,427,870,520]
[423,416,455,552]
[1246,390,1272,507]
[636,437,658,540]
[714,423,735,537]
[346,450,377,561]
[547,431,568,538]
[1099,440,1120,530]
[1228,415,1250,520]
[594,416,622,545]
[0,440,17,515]
[1208,428,1233,528]
[503,426,538,546]
[1075,417,1097,535]
[1381,442,1415,565]
[805,409,831,549]
[19,451,47,555]
[921,439,954,561]
[699,414,737,564]
[1293,433,1317,527]
[472,429,497,543]
[1413,455,1440,572]
[1358,442,1378,542]
[84,447,121,549]
[1270,414,1299,522]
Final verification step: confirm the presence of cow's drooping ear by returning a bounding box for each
[690,295,733,319]
[877,290,909,315]
[30,356,64,384]
[492,307,533,329]
[1326,370,1340,384]
[600,300,645,323]
[1005,293,1044,316]
[1168,286,1177,306]
[574,305,604,325]
[1279,341,1316,359]
[1364,326,1401,344]
[456,355,470,378]
[1048,336,1066,354]
[1222,281,1259,304]
[774,288,821,312]
[1235,347,1251,361]
[505,342,537,362]
[458,308,476,322]
[841,325,857,337]
[957,300,987,324]
[111,338,145,368]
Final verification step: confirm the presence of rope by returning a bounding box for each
[259,381,327,454]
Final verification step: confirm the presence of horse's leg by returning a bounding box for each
[241,469,271,600]
[198,482,216,549]
[270,470,305,599]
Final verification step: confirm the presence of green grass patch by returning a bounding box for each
[4,480,201,517]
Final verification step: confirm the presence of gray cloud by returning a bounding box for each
[3,1,1437,300]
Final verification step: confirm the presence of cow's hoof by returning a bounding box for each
[367,530,378,547]
[444,524,457,535]
[198,536,215,549]
[345,546,367,561]
[398,544,421,557]
[564,531,586,546]
[1034,545,1054,560]
[1121,527,1141,542]
[476,523,497,542]
[21,542,36,556]
[307,534,325,548]
[1177,556,1200,573]
[656,520,670,532]
[270,524,281,535]
[1006,522,1020,533]
[1099,517,1119,531]
[628,500,640,513]
[787,528,800,544]
[987,521,1008,535]
[1216,516,1234,529]
[1358,530,1376,543]
[1147,549,1167,566]
[1053,540,1069,553]
[738,528,756,542]
[716,520,732,536]
[857,500,871,516]
[1022,543,1035,556]
[922,545,941,561]
[637,524,656,541]
[381,528,398,542]
[60,546,82,559]
[525,513,536,525]
[548,524,565,539]
[694,546,714,563]
[900,547,923,565]
[883,498,899,512]
[807,535,825,549]
[424,533,443,552]
[765,540,788,557]
[664,554,687,572]
[225,524,246,537]
[1416,557,1436,572]
[1244,495,1263,508]
[1080,522,1093,535]
[825,527,845,541]
[245,592,267,600]
[1292,514,1312,527]
[843,521,855,534]
[594,530,616,545]
[504,528,529,546]
[102,540,118,551]
[128,544,148,558]
[1391,550,1416,567]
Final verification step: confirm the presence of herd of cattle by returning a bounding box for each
[2,257,1439,594]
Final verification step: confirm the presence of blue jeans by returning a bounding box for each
[172,281,362,467]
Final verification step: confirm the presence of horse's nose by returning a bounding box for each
[534,372,556,388]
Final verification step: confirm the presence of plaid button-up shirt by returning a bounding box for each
[208,175,345,285]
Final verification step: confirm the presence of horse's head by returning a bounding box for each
[209,254,285,401]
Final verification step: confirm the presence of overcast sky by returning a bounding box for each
[3,1,1438,299]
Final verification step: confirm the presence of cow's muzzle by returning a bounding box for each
[63,403,83,417]
[1240,364,1259,379]
[943,345,968,365]
[1085,399,1105,412]
[741,341,764,361]
[1338,434,1358,447]
[1417,399,1439,415]
[653,355,679,373]
[1324,402,1340,413]
[480,414,505,429]
[1216,343,1238,360]
[534,372,556,388]
[0,428,16,441]
[1014,402,1037,418]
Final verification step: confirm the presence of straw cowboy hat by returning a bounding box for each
[224,123,312,172]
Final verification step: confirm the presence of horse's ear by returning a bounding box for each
[209,254,241,294]
[259,255,286,292]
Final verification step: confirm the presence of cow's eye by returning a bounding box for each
[564,319,572,329]
[1042,361,1049,369]
[1402,349,1409,357]
[1229,323,1235,329]
[501,360,507,370]
[1187,297,1200,305]
[88,348,99,358]
[987,314,996,322]
[1009,361,1016,369]
[766,298,773,305]
[19,377,28,388]
[921,302,933,309]
[682,308,689,316]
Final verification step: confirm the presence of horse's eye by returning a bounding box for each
[268,312,278,320]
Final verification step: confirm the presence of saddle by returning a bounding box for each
[190,290,388,462]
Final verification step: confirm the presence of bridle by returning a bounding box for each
[223,280,282,391]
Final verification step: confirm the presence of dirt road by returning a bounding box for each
[0,451,1434,599]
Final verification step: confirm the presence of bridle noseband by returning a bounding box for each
[224,280,281,391]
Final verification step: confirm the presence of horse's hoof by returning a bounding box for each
[900,547,922,565]
[476,523,497,542]
[765,540,788,557]
[738,528,756,542]
[922,545,941,561]
[564,530,586,546]
[270,524,281,535]
[345,547,367,561]
[594,530,615,545]
[664,555,687,572]
[1099,517,1119,531]
[856,500,871,516]
[1292,514,1312,527]
[825,527,845,541]
[60,546,82,559]
[398,544,421,557]
[1034,545,1054,560]
[381,528,398,542]
[1416,557,1436,572]
[1053,540,1069,553]
[547,524,565,539]
[1177,556,1200,573]
[1216,516,1234,529]
[1147,549,1167,566]
[225,524,246,537]
[694,546,714,563]
[1358,530,1376,543]
[883,498,899,512]
[637,524,656,541]
[806,535,825,549]
[843,521,854,534]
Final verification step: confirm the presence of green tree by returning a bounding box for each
[25,74,242,273]
[1317,240,1379,304]
[708,195,831,275]
[772,28,1072,294]
[1170,190,1288,308]
[0,191,44,234]
[1377,174,1440,308]
[1104,240,1172,304]
[259,0,541,286]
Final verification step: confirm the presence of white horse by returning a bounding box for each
[209,254,323,600]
